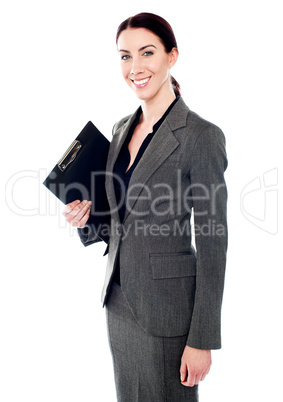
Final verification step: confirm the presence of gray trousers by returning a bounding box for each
[106,282,199,402]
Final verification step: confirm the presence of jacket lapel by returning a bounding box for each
[106,98,190,225]
[105,109,140,224]
[123,120,179,223]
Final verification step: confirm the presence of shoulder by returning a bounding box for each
[185,104,224,138]
[187,110,226,147]
[185,110,227,170]
[170,98,226,146]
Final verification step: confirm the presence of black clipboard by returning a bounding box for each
[43,121,110,243]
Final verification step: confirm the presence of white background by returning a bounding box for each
[1,0,282,401]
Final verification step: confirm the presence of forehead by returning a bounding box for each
[117,28,163,50]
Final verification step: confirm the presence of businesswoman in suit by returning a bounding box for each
[63,12,228,402]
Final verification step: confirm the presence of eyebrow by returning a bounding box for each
[118,44,157,53]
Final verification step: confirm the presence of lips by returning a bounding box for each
[130,76,151,88]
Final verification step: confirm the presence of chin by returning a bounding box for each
[133,89,158,102]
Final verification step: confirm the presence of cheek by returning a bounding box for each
[121,63,131,80]
[148,60,169,78]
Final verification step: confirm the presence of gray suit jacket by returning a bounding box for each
[79,97,228,350]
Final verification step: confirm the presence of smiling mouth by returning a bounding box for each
[131,77,151,86]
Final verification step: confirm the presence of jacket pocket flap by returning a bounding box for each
[150,252,196,279]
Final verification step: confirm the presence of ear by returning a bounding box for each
[169,47,179,68]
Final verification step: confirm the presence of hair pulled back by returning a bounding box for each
[116,12,181,97]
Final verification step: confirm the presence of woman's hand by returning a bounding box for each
[62,200,92,228]
[180,346,212,387]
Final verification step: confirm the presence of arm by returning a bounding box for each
[180,125,228,387]
[187,124,228,350]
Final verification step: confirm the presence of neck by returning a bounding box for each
[139,86,176,129]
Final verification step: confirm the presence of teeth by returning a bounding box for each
[133,77,150,85]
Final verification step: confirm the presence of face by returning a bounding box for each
[117,28,178,102]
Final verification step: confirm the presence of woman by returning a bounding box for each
[63,12,228,401]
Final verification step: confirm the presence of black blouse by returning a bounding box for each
[112,96,179,284]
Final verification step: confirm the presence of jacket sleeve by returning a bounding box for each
[186,125,228,350]
[77,226,102,247]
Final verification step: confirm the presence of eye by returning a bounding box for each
[121,54,131,61]
[143,51,153,56]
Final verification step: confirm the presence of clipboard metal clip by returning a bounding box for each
[57,140,82,172]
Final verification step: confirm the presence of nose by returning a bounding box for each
[130,57,143,76]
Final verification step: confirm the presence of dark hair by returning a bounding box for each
[116,12,181,97]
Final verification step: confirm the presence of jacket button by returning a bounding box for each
[117,225,123,235]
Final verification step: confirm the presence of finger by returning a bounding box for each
[70,201,92,226]
[63,200,80,216]
[180,360,188,383]
[187,371,196,387]
[71,201,91,226]
[200,367,210,382]
[194,373,202,385]
[181,369,195,387]
[76,207,91,228]
[64,201,85,222]
[65,200,89,222]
